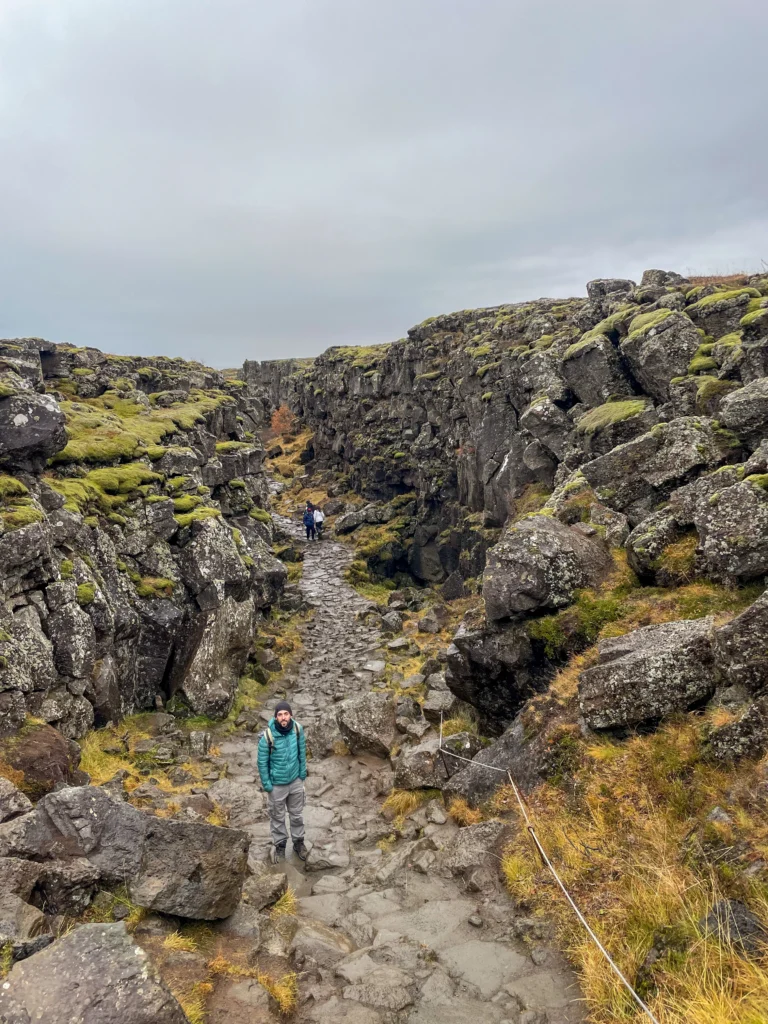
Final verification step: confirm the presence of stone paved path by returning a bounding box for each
[212,511,585,1024]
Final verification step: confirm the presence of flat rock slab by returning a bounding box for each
[505,968,584,1011]
[371,899,478,951]
[440,938,531,998]
[0,922,186,1024]
[407,1001,507,1024]
[306,996,383,1023]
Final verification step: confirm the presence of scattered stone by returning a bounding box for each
[0,778,32,823]
[242,870,288,910]
[701,899,768,956]
[338,692,397,758]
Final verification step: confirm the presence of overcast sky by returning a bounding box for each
[1,0,766,367]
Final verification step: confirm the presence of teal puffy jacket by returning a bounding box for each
[257,718,307,792]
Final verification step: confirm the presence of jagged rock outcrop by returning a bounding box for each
[0,338,285,746]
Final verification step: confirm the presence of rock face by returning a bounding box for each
[130,817,250,919]
[578,618,717,729]
[0,339,285,749]
[0,922,187,1024]
[0,786,249,920]
[482,514,610,620]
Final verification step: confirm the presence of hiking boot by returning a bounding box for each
[293,839,308,862]
[270,842,286,864]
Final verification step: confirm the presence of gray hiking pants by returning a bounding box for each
[268,777,305,847]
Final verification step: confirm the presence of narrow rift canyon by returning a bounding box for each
[1,267,768,1024]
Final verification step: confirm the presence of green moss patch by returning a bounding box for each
[0,475,28,500]
[173,506,222,529]
[627,309,676,338]
[249,507,271,524]
[215,441,251,454]
[689,287,761,310]
[564,307,637,360]
[51,389,233,466]
[76,583,96,606]
[576,399,648,435]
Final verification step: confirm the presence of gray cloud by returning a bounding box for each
[1,0,766,366]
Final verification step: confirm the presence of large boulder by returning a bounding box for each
[713,591,768,694]
[392,733,481,790]
[580,417,739,523]
[173,596,256,717]
[335,503,393,535]
[519,396,571,460]
[0,787,249,920]
[439,820,513,879]
[718,378,768,451]
[0,858,40,901]
[0,387,67,471]
[0,779,32,824]
[482,515,610,620]
[129,817,249,920]
[706,697,768,764]
[44,600,97,679]
[688,288,758,340]
[337,692,397,758]
[0,892,51,964]
[561,333,634,406]
[0,922,187,1023]
[619,310,701,402]
[694,479,768,584]
[578,618,717,729]
[0,723,87,798]
[173,516,250,607]
[0,787,146,882]
[445,710,580,803]
[445,617,544,732]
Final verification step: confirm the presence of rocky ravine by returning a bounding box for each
[209,511,583,1024]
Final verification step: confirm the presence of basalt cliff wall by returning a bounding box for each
[246,269,768,751]
[0,339,285,749]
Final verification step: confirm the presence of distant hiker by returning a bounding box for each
[314,505,325,539]
[303,504,316,541]
[257,700,308,862]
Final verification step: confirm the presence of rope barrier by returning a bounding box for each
[439,713,662,1024]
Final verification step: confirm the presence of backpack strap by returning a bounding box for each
[264,726,274,774]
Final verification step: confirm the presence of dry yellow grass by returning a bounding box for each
[163,931,198,953]
[499,718,768,1023]
[205,802,228,827]
[269,887,298,919]
[381,789,429,818]
[441,713,477,737]
[207,956,298,1014]
[447,796,484,826]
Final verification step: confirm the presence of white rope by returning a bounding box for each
[439,713,661,1024]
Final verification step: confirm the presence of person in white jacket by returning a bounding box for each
[313,506,325,539]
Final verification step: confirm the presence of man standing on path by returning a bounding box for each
[257,700,308,863]
[303,503,316,541]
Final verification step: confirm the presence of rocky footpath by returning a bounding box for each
[203,511,584,1024]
